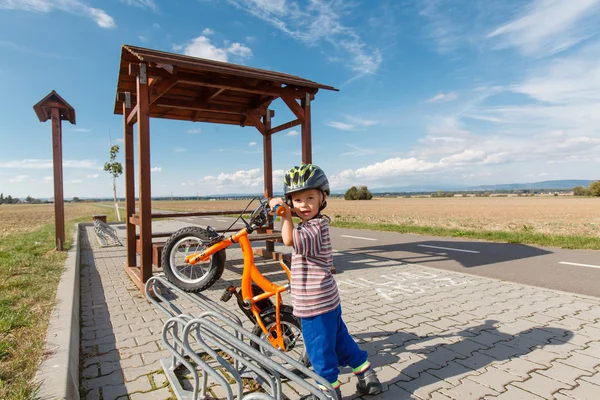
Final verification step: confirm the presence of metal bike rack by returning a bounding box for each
[145,275,336,400]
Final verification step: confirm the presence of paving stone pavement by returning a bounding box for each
[79,222,600,400]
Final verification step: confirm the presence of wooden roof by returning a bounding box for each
[33,90,76,125]
[114,45,337,126]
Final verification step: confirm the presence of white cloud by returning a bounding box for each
[202,168,263,188]
[9,175,29,183]
[0,0,117,28]
[138,35,148,42]
[427,92,458,103]
[326,114,378,131]
[488,0,600,56]
[72,128,90,132]
[173,147,187,153]
[340,144,376,157]
[151,167,162,172]
[227,42,253,58]
[66,179,83,184]
[176,36,253,62]
[228,0,382,78]
[326,121,355,131]
[43,176,52,182]
[120,0,157,11]
[0,159,101,169]
[286,130,299,136]
[86,174,99,179]
[248,142,257,146]
[188,128,202,134]
[511,42,600,104]
[202,28,214,35]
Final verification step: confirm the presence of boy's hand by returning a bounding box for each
[268,197,285,209]
[269,198,290,217]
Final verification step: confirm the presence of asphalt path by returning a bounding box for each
[174,214,600,298]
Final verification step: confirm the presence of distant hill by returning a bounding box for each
[344,179,596,194]
[467,180,595,191]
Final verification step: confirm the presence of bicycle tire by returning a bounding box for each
[161,226,226,292]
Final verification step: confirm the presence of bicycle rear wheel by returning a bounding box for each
[161,226,226,292]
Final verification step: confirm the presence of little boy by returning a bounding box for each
[269,164,382,400]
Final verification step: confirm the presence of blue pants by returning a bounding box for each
[300,305,368,383]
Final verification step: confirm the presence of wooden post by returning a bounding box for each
[123,102,136,268]
[51,108,65,251]
[263,110,275,252]
[34,91,74,252]
[137,64,153,283]
[301,93,312,164]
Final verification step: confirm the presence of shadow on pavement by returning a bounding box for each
[339,240,553,270]
[354,319,573,397]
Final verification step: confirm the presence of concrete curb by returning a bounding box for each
[34,223,81,400]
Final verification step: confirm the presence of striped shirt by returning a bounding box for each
[291,217,340,318]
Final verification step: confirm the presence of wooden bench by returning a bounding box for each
[136,232,285,269]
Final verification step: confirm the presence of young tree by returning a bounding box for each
[6,195,13,204]
[103,145,123,221]
[0,193,3,204]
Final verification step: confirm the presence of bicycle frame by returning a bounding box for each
[185,223,292,351]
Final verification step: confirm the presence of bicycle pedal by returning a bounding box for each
[220,286,236,302]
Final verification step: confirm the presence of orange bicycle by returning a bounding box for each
[161,198,307,366]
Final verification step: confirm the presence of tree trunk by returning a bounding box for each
[113,177,121,222]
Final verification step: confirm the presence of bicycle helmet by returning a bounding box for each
[283,164,330,212]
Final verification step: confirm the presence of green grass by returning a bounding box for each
[330,220,600,250]
[0,208,117,399]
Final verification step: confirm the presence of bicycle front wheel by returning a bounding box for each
[161,226,226,292]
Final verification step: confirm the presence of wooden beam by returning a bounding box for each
[153,98,264,115]
[244,113,265,135]
[149,78,179,105]
[123,102,136,268]
[281,96,305,121]
[128,65,312,98]
[301,93,312,164]
[51,108,65,251]
[126,104,139,125]
[137,68,153,285]
[267,118,301,135]
[207,88,225,101]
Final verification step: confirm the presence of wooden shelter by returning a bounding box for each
[114,45,337,291]
[33,90,76,251]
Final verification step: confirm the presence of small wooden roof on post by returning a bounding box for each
[33,90,76,251]
[114,44,337,292]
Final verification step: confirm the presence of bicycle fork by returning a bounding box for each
[220,285,288,350]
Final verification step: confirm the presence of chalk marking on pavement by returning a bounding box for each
[340,235,377,241]
[418,244,480,254]
[559,261,600,270]
[216,219,228,222]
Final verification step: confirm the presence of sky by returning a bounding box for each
[1,0,600,199]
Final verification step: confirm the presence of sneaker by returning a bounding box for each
[299,386,342,400]
[356,369,382,395]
